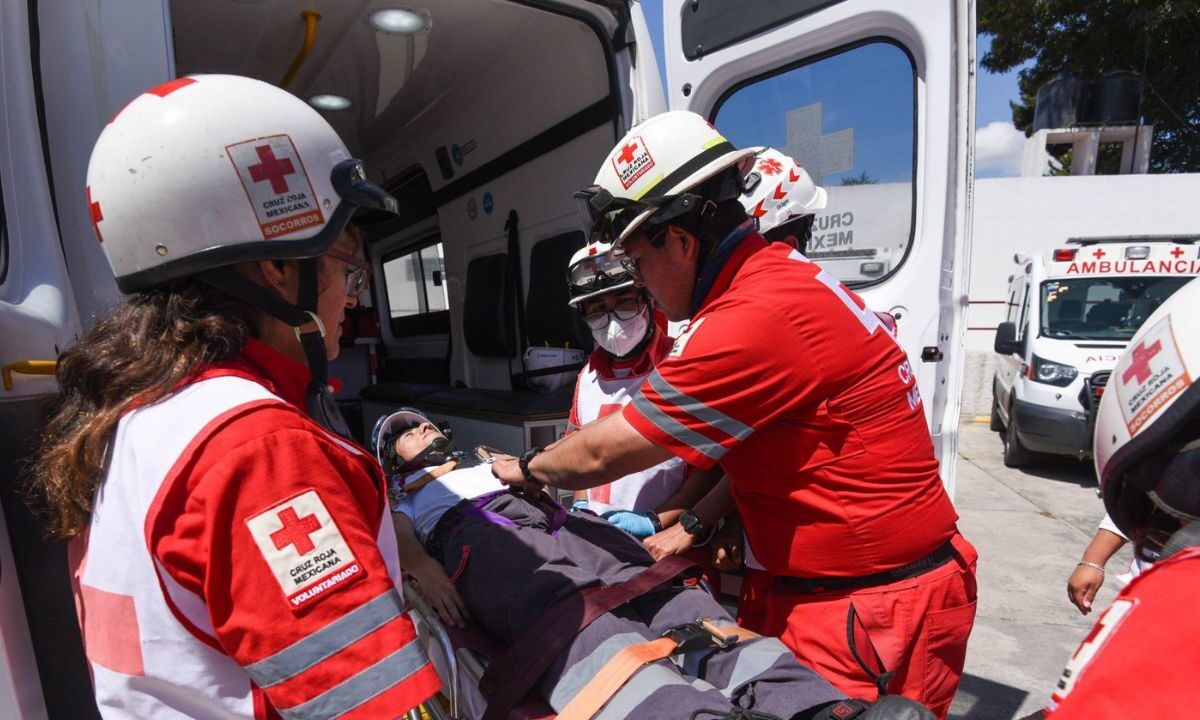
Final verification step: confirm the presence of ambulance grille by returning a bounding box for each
[1080,370,1111,410]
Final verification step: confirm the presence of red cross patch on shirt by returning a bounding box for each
[247,490,363,611]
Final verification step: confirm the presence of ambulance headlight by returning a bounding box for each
[1030,355,1078,386]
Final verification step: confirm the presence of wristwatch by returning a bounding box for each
[518,446,544,483]
[646,510,663,533]
[678,510,705,537]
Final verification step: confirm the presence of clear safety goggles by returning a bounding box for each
[567,252,632,295]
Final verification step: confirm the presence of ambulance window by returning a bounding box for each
[380,239,450,336]
[712,40,915,288]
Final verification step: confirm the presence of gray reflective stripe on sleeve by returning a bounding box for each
[631,392,726,462]
[245,590,404,688]
[646,371,754,443]
[593,662,700,720]
[278,637,428,720]
[716,636,797,698]
[548,632,646,710]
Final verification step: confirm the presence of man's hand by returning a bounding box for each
[491,457,542,491]
[408,555,471,628]
[1067,563,1105,615]
[712,513,744,571]
[643,523,696,561]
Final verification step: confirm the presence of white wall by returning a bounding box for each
[960,173,1200,416]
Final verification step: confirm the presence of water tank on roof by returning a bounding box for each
[1033,71,1144,130]
[1085,70,1143,126]
[1033,74,1085,131]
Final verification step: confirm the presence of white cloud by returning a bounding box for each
[975,120,1026,176]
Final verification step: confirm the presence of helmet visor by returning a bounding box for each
[332,158,398,214]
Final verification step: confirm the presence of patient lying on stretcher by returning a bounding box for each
[373,408,933,720]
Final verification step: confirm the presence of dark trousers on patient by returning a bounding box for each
[434,492,844,719]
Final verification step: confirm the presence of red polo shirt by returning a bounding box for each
[624,233,958,577]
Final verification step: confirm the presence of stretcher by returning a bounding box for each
[405,579,554,719]
[402,558,735,720]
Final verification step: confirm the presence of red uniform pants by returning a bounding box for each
[763,533,978,719]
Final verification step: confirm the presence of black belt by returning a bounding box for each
[776,539,958,594]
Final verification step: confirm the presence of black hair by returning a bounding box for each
[763,215,816,254]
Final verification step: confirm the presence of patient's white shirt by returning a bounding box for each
[393,463,505,542]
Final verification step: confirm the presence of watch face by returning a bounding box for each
[681,511,702,534]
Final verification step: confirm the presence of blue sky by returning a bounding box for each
[639,1,1027,179]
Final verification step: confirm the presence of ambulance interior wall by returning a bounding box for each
[961,173,1200,417]
[350,21,619,394]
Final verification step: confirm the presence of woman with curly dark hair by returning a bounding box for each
[29,74,437,719]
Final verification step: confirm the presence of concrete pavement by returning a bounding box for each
[947,421,1134,720]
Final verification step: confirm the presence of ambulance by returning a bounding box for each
[991,236,1200,467]
[0,0,975,716]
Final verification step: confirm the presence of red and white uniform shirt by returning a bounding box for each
[568,322,687,515]
[624,233,959,577]
[1046,547,1200,718]
[70,338,439,719]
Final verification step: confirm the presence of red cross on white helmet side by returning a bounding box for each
[1093,276,1200,546]
[587,111,757,248]
[739,147,827,233]
[85,74,394,293]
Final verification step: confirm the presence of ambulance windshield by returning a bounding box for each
[1041,276,1192,341]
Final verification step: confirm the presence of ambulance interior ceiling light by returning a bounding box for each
[309,94,352,110]
[1124,246,1151,260]
[369,8,429,34]
[1053,248,1077,261]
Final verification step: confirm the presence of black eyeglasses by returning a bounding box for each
[616,225,668,283]
[583,296,646,329]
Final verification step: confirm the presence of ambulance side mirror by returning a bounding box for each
[994,322,1022,355]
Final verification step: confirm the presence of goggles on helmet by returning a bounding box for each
[567,252,631,297]
[574,185,703,246]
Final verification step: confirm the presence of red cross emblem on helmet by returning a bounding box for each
[611,135,656,189]
[758,158,784,176]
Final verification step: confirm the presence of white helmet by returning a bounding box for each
[1094,276,1200,554]
[740,147,827,234]
[566,241,635,308]
[86,74,397,293]
[575,111,756,249]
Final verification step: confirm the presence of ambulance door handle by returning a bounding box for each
[2,360,57,390]
[920,347,944,363]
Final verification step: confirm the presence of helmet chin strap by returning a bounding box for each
[197,260,353,439]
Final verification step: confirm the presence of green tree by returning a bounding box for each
[839,171,879,186]
[979,0,1200,173]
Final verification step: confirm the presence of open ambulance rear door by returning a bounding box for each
[661,0,976,495]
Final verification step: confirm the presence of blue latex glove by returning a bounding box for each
[571,499,591,513]
[602,510,657,539]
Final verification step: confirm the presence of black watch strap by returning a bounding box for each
[518,446,545,483]
[646,510,663,533]
[679,510,704,536]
